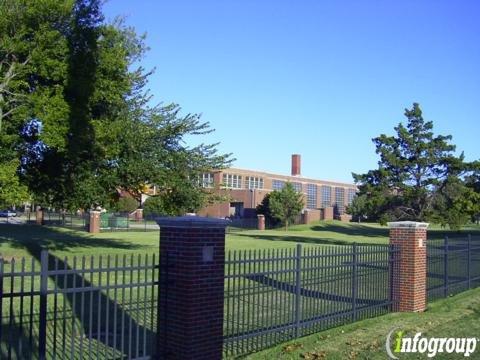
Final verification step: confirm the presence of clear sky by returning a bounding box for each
[103,0,479,183]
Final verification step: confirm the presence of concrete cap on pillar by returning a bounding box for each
[156,216,230,228]
[387,221,429,229]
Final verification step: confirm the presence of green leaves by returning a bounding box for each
[0,159,29,207]
[1,0,232,213]
[353,103,477,228]
[266,183,304,231]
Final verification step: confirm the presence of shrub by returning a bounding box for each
[143,196,167,217]
[115,197,139,213]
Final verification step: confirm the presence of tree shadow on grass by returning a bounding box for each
[307,222,480,242]
[0,224,157,358]
[40,250,156,359]
[0,323,34,360]
[235,233,382,246]
[309,223,389,239]
[0,224,143,255]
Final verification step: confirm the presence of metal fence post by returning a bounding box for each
[352,243,358,321]
[443,236,449,298]
[294,243,302,338]
[467,234,471,289]
[39,250,48,360]
[388,243,399,311]
[0,258,4,346]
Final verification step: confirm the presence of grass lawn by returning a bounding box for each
[246,287,480,359]
[1,220,479,259]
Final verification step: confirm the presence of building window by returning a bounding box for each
[291,182,303,193]
[335,187,345,215]
[222,173,242,189]
[200,173,214,188]
[347,188,356,205]
[245,176,264,189]
[272,180,285,190]
[321,185,332,208]
[307,184,317,209]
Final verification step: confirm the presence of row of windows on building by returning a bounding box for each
[272,180,356,211]
[201,173,264,190]
[201,173,356,210]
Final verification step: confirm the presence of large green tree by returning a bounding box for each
[0,0,71,206]
[1,0,231,212]
[353,103,475,227]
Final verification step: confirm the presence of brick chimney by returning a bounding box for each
[291,154,301,176]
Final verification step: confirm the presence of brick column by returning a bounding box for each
[302,210,309,224]
[135,208,143,221]
[388,221,429,312]
[156,216,228,360]
[36,207,44,225]
[323,206,333,221]
[89,211,101,233]
[257,214,265,230]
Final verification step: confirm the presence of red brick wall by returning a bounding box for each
[257,214,265,230]
[157,218,227,359]
[389,222,428,312]
[322,206,334,220]
[89,211,100,233]
[302,209,321,224]
[291,154,301,176]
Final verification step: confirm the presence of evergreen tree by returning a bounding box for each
[353,103,474,227]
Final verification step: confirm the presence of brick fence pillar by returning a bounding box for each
[302,210,310,224]
[156,216,228,360]
[89,211,101,233]
[36,207,44,225]
[135,208,143,221]
[388,221,429,312]
[257,214,265,230]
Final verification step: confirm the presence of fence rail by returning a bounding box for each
[427,235,480,301]
[223,243,399,356]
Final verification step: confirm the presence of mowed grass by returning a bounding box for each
[1,220,479,259]
[246,287,480,360]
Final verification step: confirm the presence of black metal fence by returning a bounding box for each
[38,212,160,233]
[4,235,479,359]
[223,243,399,357]
[0,251,159,359]
[427,235,480,302]
[42,212,89,230]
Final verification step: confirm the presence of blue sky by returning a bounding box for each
[103,0,479,183]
